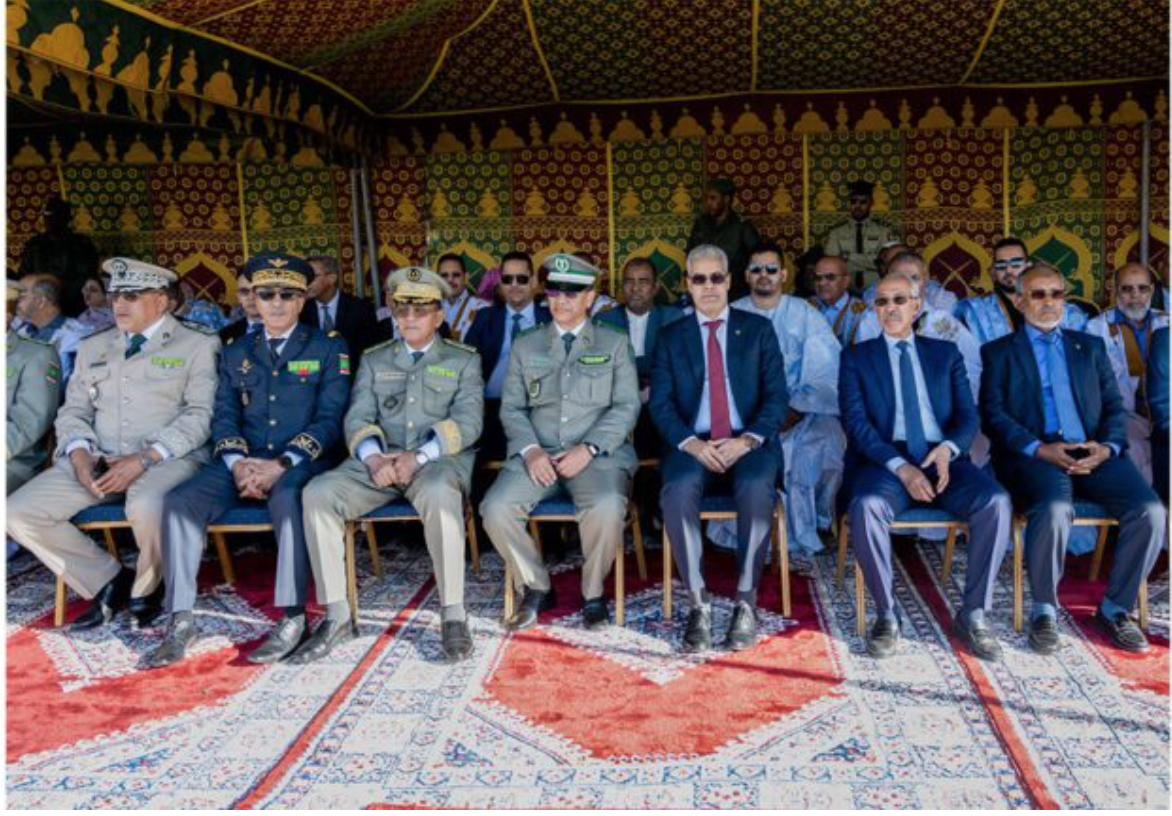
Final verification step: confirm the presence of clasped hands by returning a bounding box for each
[71,448,148,499]
[523,444,593,486]
[364,450,422,489]
[231,458,287,499]
[682,435,754,474]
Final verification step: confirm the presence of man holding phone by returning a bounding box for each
[980,262,1166,655]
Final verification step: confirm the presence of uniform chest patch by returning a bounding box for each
[375,371,406,382]
[288,360,320,376]
[426,365,456,378]
[150,356,185,369]
[578,354,611,365]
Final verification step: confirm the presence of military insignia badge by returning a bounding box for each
[288,360,321,376]
[339,353,351,376]
[527,378,541,400]
[240,358,253,375]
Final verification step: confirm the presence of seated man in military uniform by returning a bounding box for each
[7,258,220,630]
[481,253,640,632]
[148,253,351,668]
[299,267,484,663]
[7,280,61,495]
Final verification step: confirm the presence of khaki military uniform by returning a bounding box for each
[302,337,484,608]
[7,314,219,598]
[823,217,895,290]
[481,319,640,599]
[6,331,61,492]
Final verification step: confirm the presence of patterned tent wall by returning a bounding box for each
[369,123,1167,303]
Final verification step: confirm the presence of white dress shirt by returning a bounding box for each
[626,308,650,358]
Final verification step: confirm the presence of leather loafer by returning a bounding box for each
[129,584,166,629]
[866,617,901,659]
[724,600,758,651]
[248,615,308,664]
[953,613,1002,662]
[286,618,358,665]
[71,568,133,632]
[505,586,557,631]
[1094,608,1149,653]
[682,605,712,653]
[581,597,609,631]
[147,616,198,669]
[1028,614,1061,655]
[441,620,474,662]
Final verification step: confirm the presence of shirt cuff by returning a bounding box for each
[678,435,699,451]
[1023,440,1041,458]
[283,450,304,467]
[943,441,960,460]
[744,432,764,445]
[223,453,243,472]
[520,443,540,458]
[151,443,173,461]
[357,438,384,463]
[415,438,442,463]
[1106,443,1121,457]
[65,439,93,455]
[885,456,908,476]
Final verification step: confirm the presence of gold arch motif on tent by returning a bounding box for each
[175,250,236,304]
[923,231,994,297]
[1026,225,1095,299]
[1112,223,1171,273]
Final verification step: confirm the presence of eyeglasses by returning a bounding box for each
[1119,284,1154,295]
[255,288,301,301]
[109,290,161,302]
[237,286,253,296]
[747,264,781,276]
[688,273,728,287]
[545,287,588,299]
[501,275,530,286]
[1027,288,1066,302]
[874,295,913,307]
[813,273,845,283]
[992,258,1029,271]
[391,303,439,317]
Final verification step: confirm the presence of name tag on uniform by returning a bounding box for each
[579,354,611,365]
[288,360,320,376]
[90,360,107,369]
[426,365,456,378]
[151,356,185,369]
[375,371,406,382]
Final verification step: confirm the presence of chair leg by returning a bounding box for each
[465,506,481,576]
[1013,518,1025,633]
[662,526,673,620]
[54,576,67,628]
[363,521,383,579]
[102,528,118,558]
[855,561,865,638]
[1088,524,1109,581]
[940,526,958,582]
[835,516,849,589]
[211,531,236,585]
[344,522,359,626]
[1139,580,1149,630]
[615,532,625,627]
[776,504,791,619]
[630,505,648,581]
[503,564,515,620]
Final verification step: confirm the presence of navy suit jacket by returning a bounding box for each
[979,327,1127,459]
[649,308,788,450]
[300,291,378,361]
[839,335,979,470]
[596,304,683,383]
[1148,326,1169,435]
[464,302,552,384]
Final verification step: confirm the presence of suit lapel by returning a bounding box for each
[870,340,897,438]
[681,315,703,395]
[1013,328,1045,424]
[726,310,748,405]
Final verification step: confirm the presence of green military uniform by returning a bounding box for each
[481,267,641,602]
[7,259,220,601]
[823,217,895,291]
[7,329,61,492]
[302,272,483,616]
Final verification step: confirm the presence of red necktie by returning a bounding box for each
[705,320,732,439]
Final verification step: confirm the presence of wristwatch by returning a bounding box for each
[584,442,601,457]
[276,454,295,470]
[137,451,157,470]
[742,435,762,451]
[414,451,429,467]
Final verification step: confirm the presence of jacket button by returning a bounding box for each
[270,395,276,402]
[267,443,274,450]
[269,419,277,426]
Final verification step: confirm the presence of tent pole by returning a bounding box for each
[359,159,382,307]
[350,165,365,299]
[1140,121,1151,268]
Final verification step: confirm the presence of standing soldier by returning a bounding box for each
[823,180,895,292]
[7,281,61,494]
[298,267,484,663]
[482,253,640,631]
[148,253,351,668]
[7,259,219,630]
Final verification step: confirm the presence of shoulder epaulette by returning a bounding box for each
[515,324,543,338]
[364,337,398,355]
[225,335,237,346]
[442,337,476,353]
[18,333,53,347]
[592,316,624,333]
[177,318,216,335]
[327,330,341,338]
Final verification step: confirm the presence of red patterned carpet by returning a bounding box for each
[6,536,1169,809]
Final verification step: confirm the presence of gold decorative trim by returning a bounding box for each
[959,0,1008,84]
[235,161,249,257]
[749,0,761,93]
[288,432,323,460]
[606,140,616,291]
[432,419,462,455]
[1002,129,1011,235]
[522,0,559,102]
[193,0,270,26]
[801,134,810,249]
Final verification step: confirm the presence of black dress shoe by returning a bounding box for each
[441,620,474,662]
[1028,614,1061,655]
[505,586,557,631]
[581,597,609,631]
[129,584,166,629]
[866,617,901,659]
[71,568,133,631]
[724,601,758,651]
[682,605,712,653]
[1094,608,1149,653]
[953,613,1002,662]
[248,615,308,664]
[147,616,198,669]
[286,618,358,665]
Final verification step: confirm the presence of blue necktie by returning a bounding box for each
[511,313,523,341]
[562,332,574,356]
[125,333,147,359]
[411,350,423,364]
[898,341,929,463]
[1044,333,1086,442]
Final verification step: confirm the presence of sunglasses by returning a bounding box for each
[688,273,728,286]
[992,258,1029,271]
[392,303,439,317]
[109,290,161,302]
[1119,284,1154,295]
[255,288,301,301]
[874,295,914,307]
[747,264,781,276]
[545,287,588,298]
[501,275,530,286]
[1027,288,1066,302]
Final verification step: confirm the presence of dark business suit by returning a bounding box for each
[840,336,1010,620]
[980,327,1165,616]
[219,318,261,344]
[465,302,552,461]
[650,309,788,605]
[597,304,683,457]
[1146,326,1169,505]
[300,291,378,362]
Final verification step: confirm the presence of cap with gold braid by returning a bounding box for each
[101,258,178,292]
[242,251,312,291]
[543,252,599,292]
[386,266,451,304]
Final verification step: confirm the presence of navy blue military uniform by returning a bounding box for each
[161,324,351,613]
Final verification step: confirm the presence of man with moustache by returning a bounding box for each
[437,253,488,341]
[823,180,895,291]
[809,254,868,346]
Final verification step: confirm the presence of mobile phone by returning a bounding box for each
[92,456,110,477]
